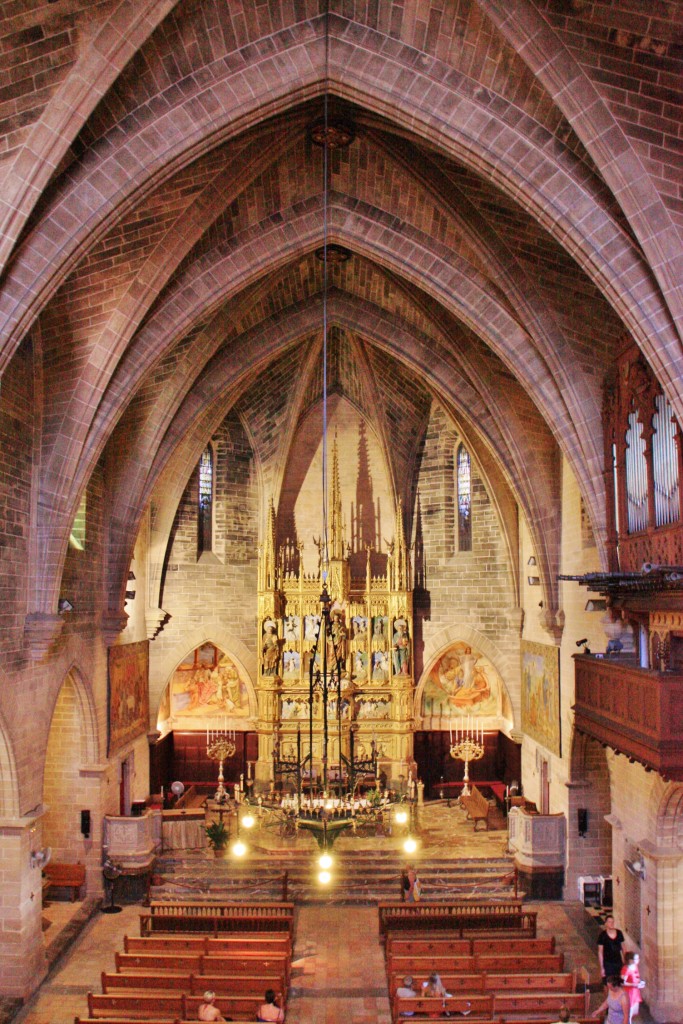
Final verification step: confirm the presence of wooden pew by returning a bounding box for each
[125,932,292,955]
[392,993,493,1021]
[182,993,265,1020]
[484,970,575,993]
[100,971,284,997]
[471,936,555,954]
[386,936,472,957]
[115,953,202,974]
[115,950,290,984]
[379,900,536,937]
[387,954,477,976]
[386,952,564,978]
[87,992,265,1020]
[493,991,586,1015]
[460,786,490,830]
[144,901,294,935]
[476,952,564,972]
[87,993,183,1019]
[43,862,86,901]
[388,973,485,997]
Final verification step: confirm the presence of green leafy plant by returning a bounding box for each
[205,820,229,850]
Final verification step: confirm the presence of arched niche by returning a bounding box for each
[156,640,258,733]
[42,666,98,861]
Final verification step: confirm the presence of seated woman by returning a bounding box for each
[257,989,285,1023]
[422,972,449,998]
[197,990,227,1022]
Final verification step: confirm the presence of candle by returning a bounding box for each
[449,718,453,743]
[206,728,209,745]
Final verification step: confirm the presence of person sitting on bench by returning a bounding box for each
[257,988,285,1022]
[198,990,228,1022]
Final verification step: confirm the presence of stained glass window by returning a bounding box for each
[457,444,472,551]
[198,446,213,553]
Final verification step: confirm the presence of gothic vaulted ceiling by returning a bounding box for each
[0,0,681,625]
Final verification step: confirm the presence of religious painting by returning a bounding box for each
[170,642,250,718]
[521,639,561,756]
[355,694,391,719]
[421,641,500,718]
[282,649,300,677]
[108,640,150,755]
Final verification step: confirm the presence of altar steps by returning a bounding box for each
[150,850,517,905]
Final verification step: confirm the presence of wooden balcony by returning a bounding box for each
[573,655,683,779]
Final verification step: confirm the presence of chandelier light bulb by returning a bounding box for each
[395,810,408,824]
[319,853,333,869]
[318,870,331,885]
[403,837,417,854]
[232,840,247,857]
[241,814,255,829]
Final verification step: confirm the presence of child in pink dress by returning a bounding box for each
[621,952,645,1022]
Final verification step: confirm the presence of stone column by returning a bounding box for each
[638,841,683,1020]
[78,762,110,896]
[0,808,48,998]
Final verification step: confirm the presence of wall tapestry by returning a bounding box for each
[108,640,150,755]
[521,639,561,756]
[421,641,500,718]
[170,642,250,718]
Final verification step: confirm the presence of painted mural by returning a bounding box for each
[421,641,500,718]
[108,640,150,755]
[170,642,250,718]
[521,639,561,755]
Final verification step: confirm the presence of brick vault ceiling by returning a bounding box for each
[0,0,681,614]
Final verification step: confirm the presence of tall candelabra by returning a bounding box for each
[207,730,236,804]
[449,717,484,797]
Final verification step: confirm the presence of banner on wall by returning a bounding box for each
[520,639,561,756]
[108,640,150,755]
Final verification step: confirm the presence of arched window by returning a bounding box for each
[625,412,648,534]
[457,444,472,551]
[198,445,214,555]
[652,394,680,528]
[69,493,87,550]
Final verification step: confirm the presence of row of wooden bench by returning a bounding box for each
[100,970,286,997]
[378,899,537,937]
[86,991,270,1019]
[392,992,588,1019]
[141,901,295,936]
[385,934,555,957]
[115,949,291,982]
[388,969,575,997]
[125,931,291,954]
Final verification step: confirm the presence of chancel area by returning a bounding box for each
[1,2,683,1022]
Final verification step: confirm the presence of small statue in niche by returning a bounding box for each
[328,610,347,667]
[262,620,281,675]
[283,615,300,645]
[304,614,320,641]
[372,649,390,682]
[352,615,367,639]
[373,615,387,642]
[392,618,410,675]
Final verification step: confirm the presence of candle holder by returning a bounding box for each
[207,734,236,804]
[449,735,484,797]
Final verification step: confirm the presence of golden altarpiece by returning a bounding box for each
[254,448,415,790]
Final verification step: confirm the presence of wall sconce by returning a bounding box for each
[585,599,607,612]
[527,576,540,586]
[624,854,646,880]
[527,556,537,566]
[30,846,52,869]
[58,598,74,614]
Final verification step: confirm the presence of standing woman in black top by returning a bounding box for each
[597,916,626,984]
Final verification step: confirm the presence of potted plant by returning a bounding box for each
[205,820,229,856]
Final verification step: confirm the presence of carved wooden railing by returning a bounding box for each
[573,655,683,779]
[377,899,536,937]
[142,901,295,935]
